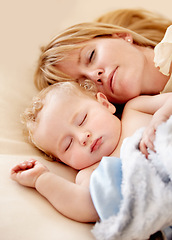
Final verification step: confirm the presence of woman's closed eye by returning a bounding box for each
[88,50,95,63]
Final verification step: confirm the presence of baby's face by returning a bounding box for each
[33,90,121,170]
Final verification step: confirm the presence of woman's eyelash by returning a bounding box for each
[79,114,87,126]
[89,50,95,62]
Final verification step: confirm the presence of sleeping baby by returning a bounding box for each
[10,81,172,239]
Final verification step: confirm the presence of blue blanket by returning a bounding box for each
[90,116,172,240]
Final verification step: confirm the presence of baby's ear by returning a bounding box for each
[96,92,116,114]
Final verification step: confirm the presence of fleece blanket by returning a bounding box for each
[90,115,172,240]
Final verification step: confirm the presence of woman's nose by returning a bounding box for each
[79,131,91,146]
[87,69,103,85]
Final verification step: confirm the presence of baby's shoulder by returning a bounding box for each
[75,163,99,187]
[123,95,155,114]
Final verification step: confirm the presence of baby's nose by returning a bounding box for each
[80,131,91,146]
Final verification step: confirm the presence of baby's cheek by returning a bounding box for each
[70,150,90,170]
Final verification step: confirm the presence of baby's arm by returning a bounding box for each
[140,94,172,157]
[126,93,172,157]
[10,160,98,222]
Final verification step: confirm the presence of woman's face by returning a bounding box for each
[57,35,148,103]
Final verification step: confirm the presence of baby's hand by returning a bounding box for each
[139,92,172,158]
[139,124,156,158]
[139,114,169,158]
[10,159,49,188]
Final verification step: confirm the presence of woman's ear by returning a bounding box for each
[112,32,133,43]
[96,92,116,114]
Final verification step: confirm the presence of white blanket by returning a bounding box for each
[91,115,172,240]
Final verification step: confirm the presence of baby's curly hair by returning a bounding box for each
[21,80,97,160]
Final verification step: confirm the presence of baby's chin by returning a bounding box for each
[77,160,100,171]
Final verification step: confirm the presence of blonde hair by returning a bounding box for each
[34,8,172,90]
[21,81,97,160]
[96,8,172,42]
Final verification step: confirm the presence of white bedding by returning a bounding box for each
[91,116,172,240]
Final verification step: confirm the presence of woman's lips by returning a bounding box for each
[90,137,102,153]
[108,67,118,93]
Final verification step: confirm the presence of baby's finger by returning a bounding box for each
[139,141,148,158]
[11,160,35,173]
[11,164,23,174]
[146,140,155,152]
[19,160,35,169]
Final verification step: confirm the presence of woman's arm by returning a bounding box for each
[11,159,99,222]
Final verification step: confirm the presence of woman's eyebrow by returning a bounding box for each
[78,48,82,64]
[78,45,85,64]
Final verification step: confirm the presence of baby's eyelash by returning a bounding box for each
[79,114,87,126]
[65,139,72,151]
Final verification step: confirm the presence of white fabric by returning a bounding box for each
[92,116,172,240]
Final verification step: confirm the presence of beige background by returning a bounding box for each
[0,0,171,239]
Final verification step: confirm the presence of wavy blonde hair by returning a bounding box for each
[34,8,172,90]
[21,81,97,160]
[96,8,172,41]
